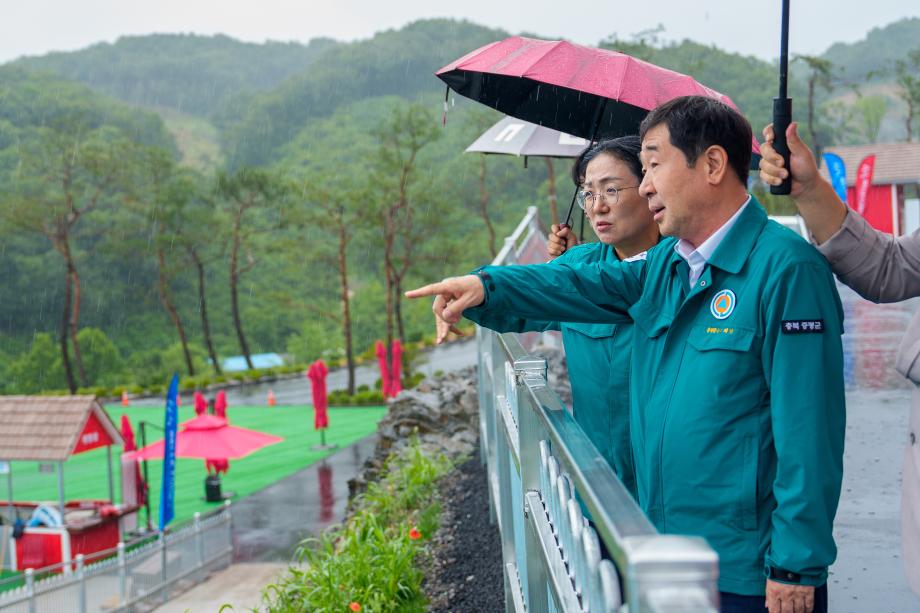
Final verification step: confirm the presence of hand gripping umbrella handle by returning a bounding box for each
[770,97,793,196]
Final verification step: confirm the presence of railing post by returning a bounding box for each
[24,568,35,613]
[194,512,205,579]
[117,541,127,606]
[503,236,518,264]
[224,499,233,561]
[160,531,168,604]
[76,553,86,613]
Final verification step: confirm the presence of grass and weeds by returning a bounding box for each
[260,437,454,612]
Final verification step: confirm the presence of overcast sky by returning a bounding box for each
[1,1,916,64]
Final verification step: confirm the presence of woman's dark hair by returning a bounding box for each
[570,135,643,187]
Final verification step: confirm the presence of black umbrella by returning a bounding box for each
[466,116,589,227]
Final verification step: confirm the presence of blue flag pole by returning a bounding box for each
[159,374,179,532]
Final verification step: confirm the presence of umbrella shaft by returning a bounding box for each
[778,0,791,99]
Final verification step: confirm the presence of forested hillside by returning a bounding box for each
[15,34,340,118]
[0,17,917,396]
[224,19,509,167]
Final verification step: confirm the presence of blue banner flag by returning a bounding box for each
[159,374,179,531]
[822,152,848,204]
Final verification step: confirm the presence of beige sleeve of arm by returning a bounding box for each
[816,209,920,303]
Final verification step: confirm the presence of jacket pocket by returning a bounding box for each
[686,325,756,353]
[741,435,758,531]
[560,322,617,339]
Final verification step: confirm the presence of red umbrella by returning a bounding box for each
[390,340,403,397]
[308,360,329,430]
[375,341,391,397]
[193,391,208,416]
[130,414,282,461]
[120,415,137,451]
[215,390,228,418]
[437,36,761,227]
[119,415,147,506]
[437,36,760,149]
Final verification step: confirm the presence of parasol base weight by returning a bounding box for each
[204,475,235,502]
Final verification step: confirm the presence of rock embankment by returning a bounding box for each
[348,367,480,498]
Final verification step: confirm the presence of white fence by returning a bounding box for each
[478,207,720,612]
[0,501,233,612]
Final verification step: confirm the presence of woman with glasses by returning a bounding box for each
[469,136,659,498]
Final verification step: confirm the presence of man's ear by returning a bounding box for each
[703,145,729,185]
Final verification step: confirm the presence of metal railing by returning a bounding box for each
[478,207,719,612]
[0,501,233,612]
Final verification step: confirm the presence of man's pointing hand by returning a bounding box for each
[405,275,485,342]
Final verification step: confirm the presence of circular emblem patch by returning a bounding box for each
[710,289,736,320]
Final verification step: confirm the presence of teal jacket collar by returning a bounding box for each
[707,196,768,274]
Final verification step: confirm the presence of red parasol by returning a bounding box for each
[215,390,228,418]
[120,415,147,506]
[390,340,403,397]
[308,360,329,430]
[120,414,137,451]
[130,414,282,461]
[375,341,391,398]
[193,391,208,416]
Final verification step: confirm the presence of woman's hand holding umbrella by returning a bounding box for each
[547,224,578,258]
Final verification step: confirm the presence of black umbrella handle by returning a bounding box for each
[770,97,793,196]
[562,187,578,229]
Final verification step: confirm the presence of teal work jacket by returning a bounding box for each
[469,242,637,499]
[467,200,845,595]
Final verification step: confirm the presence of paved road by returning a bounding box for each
[132,337,478,408]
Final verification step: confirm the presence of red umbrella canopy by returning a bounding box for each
[121,415,137,452]
[130,414,282,461]
[437,36,760,156]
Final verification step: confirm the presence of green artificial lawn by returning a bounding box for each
[5,404,386,532]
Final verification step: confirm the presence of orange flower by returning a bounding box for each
[349,602,361,612]
[409,527,422,540]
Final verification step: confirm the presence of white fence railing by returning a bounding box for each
[0,501,233,612]
[478,206,720,612]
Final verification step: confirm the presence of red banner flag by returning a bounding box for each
[854,155,876,216]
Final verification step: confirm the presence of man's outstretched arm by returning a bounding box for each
[406,259,645,341]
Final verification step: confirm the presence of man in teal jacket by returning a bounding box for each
[409,96,844,613]
[473,136,659,499]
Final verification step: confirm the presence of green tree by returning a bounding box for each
[370,104,441,368]
[795,56,835,156]
[854,94,888,142]
[216,167,284,370]
[895,49,920,141]
[6,333,67,393]
[126,147,199,376]
[0,123,134,392]
[76,327,124,386]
